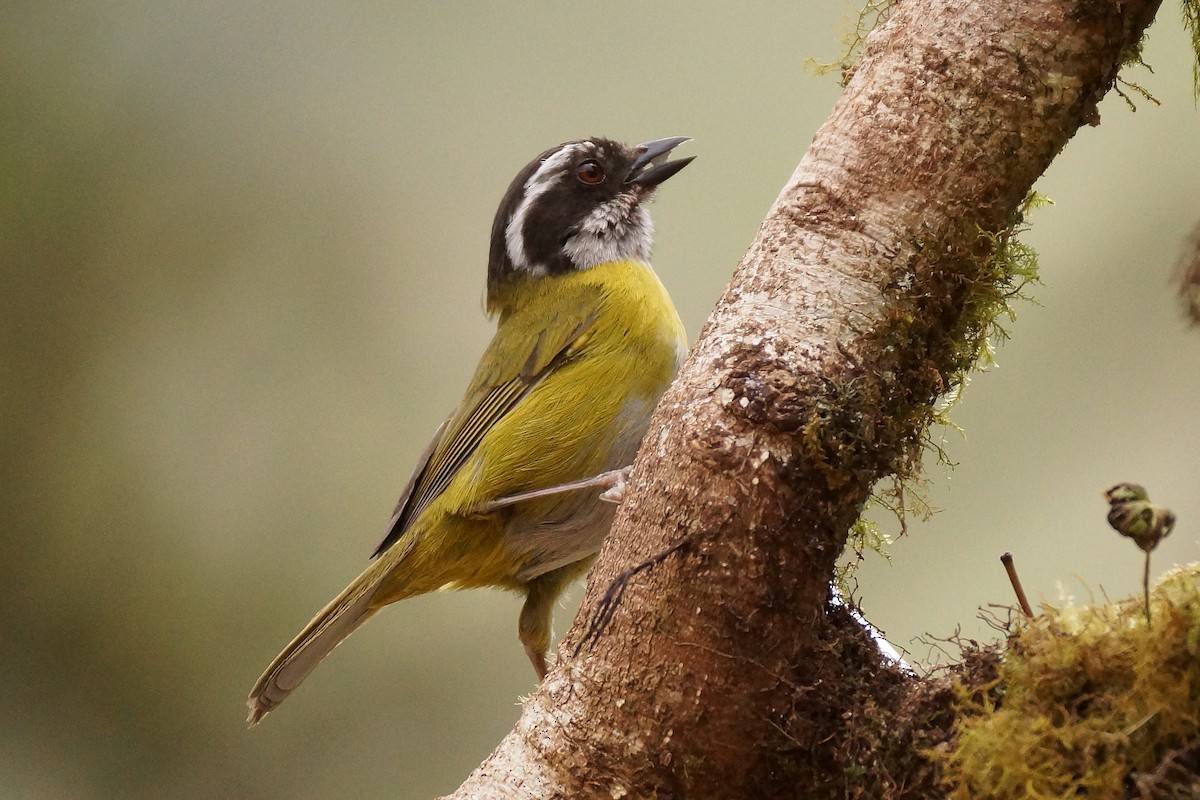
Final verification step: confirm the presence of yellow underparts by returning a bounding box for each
[371,259,686,606]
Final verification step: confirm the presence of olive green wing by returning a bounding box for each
[371,293,600,558]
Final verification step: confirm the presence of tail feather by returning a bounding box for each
[247,559,394,726]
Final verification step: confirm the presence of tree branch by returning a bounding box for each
[442,0,1163,797]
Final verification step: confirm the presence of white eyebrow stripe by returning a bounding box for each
[505,143,584,272]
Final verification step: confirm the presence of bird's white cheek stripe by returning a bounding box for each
[505,145,581,273]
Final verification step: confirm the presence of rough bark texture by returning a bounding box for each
[443,0,1162,797]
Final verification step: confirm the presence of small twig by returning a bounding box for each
[1000,552,1034,618]
[980,603,1017,633]
[573,534,693,658]
[1133,735,1200,798]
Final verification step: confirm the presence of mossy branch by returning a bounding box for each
[441,1,1173,797]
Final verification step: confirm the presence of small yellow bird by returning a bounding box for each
[247,136,692,724]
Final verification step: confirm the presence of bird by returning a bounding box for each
[247,136,693,724]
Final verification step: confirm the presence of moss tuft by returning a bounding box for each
[836,512,895,594]
[806,0,897,86]
[840,193,1047,572]
[938,565,1200,799]
[1183,0,1200,102]
[1113,38,1162,111]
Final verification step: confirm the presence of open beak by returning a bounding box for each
[625,136,694,188]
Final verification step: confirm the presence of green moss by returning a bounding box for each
[1113,35,1162,111]
[938,565,1200,798]
[1185,0,1200,102]
[805,0,897,86]
[836,512,894,594]
[948,191,1047,372]
[841,193,1047,573]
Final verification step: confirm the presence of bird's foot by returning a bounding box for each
[478,466,634,512]
[598,465,632,504]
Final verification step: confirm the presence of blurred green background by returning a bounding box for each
[3,2,1198,798]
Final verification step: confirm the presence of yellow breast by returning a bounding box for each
[379,259,686,597]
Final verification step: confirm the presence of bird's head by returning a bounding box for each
[487,136,693,307]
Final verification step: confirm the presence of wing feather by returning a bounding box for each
[371,300,599,557]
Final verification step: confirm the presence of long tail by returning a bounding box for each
[247,556,401,725]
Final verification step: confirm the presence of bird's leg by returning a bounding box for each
[477,466,633,513]
[517,562,591,680]
[524,641,549,681]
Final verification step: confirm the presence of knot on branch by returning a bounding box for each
[718,350,810,434]
[709,337,919,506]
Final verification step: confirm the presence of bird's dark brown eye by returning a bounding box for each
[576,160,605,185]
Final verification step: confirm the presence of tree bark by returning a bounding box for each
[442,0,1163,797]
